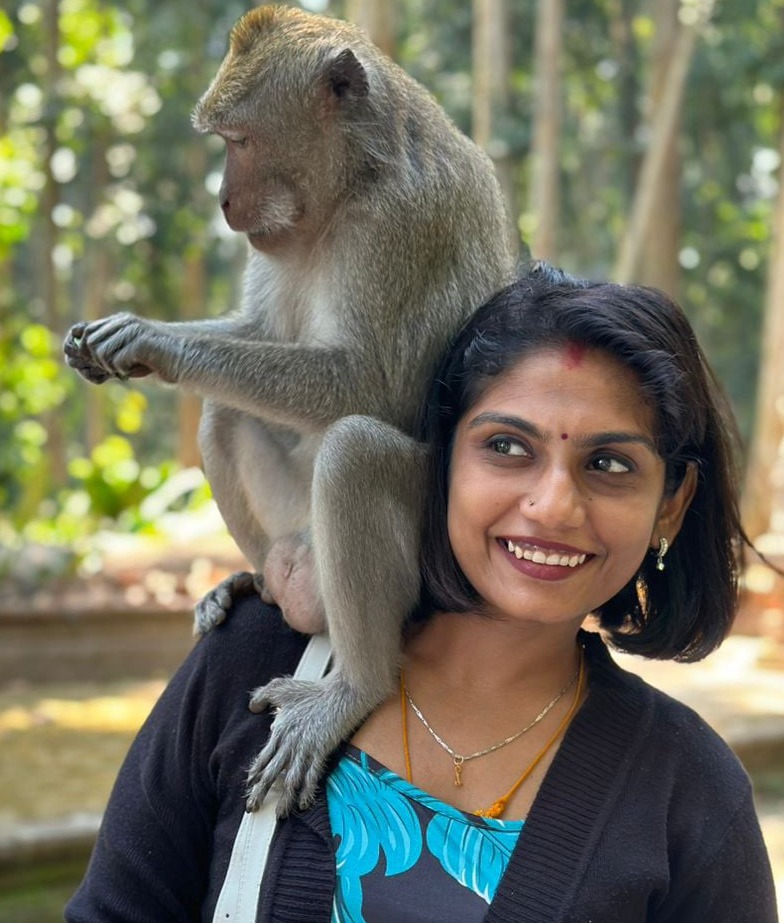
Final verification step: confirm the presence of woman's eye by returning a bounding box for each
[488,436,528,457]
[591,455,632,474]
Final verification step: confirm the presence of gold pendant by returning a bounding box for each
[454,755,464,787]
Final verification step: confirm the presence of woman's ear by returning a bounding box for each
[652,462,698,549]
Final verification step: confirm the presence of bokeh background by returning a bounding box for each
[1,0,784,918]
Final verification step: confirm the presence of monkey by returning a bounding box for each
[63,5,517,816]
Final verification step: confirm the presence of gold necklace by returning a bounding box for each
[401,655,581,787]
[401,650,586,819]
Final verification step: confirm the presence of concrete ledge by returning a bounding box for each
[0,813,100,873]
[0,607,196,684]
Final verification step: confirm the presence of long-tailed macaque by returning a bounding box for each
[64,5,517,815]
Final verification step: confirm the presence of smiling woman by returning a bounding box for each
[444,346,694,627]
[66,262,777,923]
[418,262,735,662]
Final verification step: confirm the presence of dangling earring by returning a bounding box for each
[655,537,669,572]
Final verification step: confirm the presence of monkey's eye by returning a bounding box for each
[222,131,248,148]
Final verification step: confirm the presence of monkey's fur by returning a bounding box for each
[64,6,516,815]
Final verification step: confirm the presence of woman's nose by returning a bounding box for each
[521,469,587,529]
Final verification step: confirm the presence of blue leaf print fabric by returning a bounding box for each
[425,814,516,904]
[326,747,523,923]
[328,749,422,922]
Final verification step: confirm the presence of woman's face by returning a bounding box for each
[446,344,694,626]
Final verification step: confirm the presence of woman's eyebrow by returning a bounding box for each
[577,431,657,453]
[466,413,657,454]
[466,412,541,438]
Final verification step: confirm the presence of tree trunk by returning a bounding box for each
[636,0,682,296]
[344,0,396,57]
[472,0,520,256]
[614,6,703,284]
[527,0,563,262]
[609,0,641,203]
[83,131,113,452]
[40,0,67,486]
[178,250,205,469]
[177,141,209,469]
[742,116,784,542]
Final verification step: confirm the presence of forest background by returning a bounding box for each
[3,0,784,593]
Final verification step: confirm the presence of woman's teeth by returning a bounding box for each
[505,540,586,568]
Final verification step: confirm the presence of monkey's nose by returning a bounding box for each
[221,197,230,214]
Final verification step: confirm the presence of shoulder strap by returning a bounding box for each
[212,633,332,923]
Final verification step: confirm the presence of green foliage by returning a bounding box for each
[0,0,782,553]
[66,435,174,525]
[0,315,199,564]
[0,320,69,516]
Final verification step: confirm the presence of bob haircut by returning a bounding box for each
[417,261,744,662]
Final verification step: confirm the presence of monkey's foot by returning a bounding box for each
[193,571,264,636]
[246,672,374,816]
[263,536,326,635]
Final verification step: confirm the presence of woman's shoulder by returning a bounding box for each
[194,594,312,694]
[585,631,751,794]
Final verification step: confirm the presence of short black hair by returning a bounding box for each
[417,262,743,662]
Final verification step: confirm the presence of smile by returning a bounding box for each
[504,540,587,568]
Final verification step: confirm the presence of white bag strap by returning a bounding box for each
[212,633,332,923]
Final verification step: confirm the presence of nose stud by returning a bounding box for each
[528,499,535,507]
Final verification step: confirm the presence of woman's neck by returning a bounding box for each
[403,609,585,699]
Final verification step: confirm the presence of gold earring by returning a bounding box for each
[655,537,669,572]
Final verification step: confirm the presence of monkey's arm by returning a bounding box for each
[64,313,386,429]
[63,314,253,383]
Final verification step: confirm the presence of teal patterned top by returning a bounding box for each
[326,745,524,923]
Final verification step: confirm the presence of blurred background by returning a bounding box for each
[1,0,784,918]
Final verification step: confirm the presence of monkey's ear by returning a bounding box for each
[326,49,369,101]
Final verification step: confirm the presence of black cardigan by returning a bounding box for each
[66,597,778,923]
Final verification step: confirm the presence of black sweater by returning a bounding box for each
[66,597,778,922]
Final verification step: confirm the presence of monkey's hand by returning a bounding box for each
[246,671,375,816]
[193,571,265,636]
[63,314,181,384]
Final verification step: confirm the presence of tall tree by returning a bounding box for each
[636,0,682,296]
[39,0,67,486]
[609,0,641,204]
[614,2,709,284]
[83,125,113,452]
[345,0,396,56]
[472,0,520,253]
[742,112,784,541]
[527,0,563,261]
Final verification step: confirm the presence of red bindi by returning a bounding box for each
[561,433,569,440]
[563,342,586,370]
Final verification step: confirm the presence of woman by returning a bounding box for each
[66,264,778,922]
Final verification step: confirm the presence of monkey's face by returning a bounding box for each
[192,8,378,252]
[216,130,305,247]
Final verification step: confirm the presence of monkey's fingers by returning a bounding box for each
[63,327,88,362]
[64,322,88,347]
[63,348,113,384]
[194,571,263,636]
[63,322,119,380]
[244,710,326,815]
[247,673,378,814]
[247,675,316,713]
[244,745,283,811]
